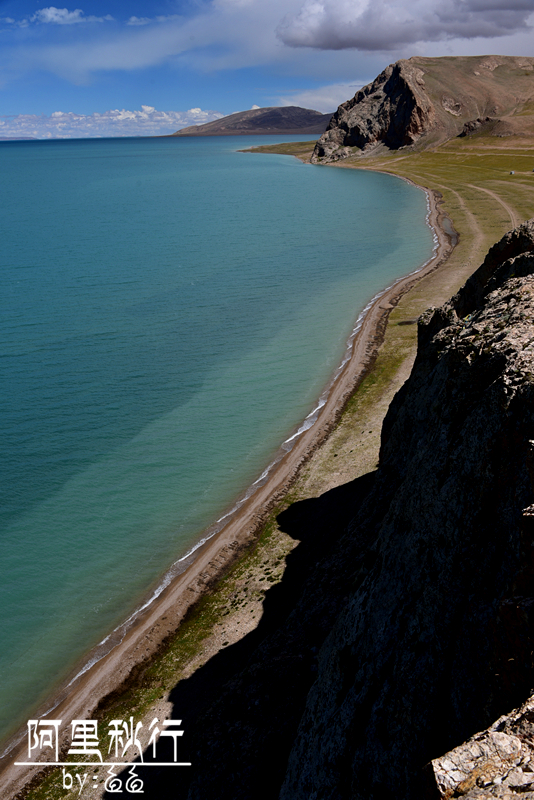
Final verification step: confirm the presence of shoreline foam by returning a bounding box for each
[0,178,454,798]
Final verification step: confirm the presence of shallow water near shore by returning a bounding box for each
[0,135,432,746]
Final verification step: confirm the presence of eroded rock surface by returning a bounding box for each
[430,695,534,798]
[311,60,435,162]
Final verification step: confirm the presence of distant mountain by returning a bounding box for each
[313,55,534,162]
[171,106,333,137]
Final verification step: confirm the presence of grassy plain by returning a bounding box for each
[239,140,319,159]
[23,133,534,800]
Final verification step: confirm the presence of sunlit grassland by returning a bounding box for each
[239,140,319,159]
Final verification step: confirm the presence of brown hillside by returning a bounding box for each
[313,55,534,162]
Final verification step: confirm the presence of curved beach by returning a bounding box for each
[0,182,454,798]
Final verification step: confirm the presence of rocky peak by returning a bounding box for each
[311,59,436,162]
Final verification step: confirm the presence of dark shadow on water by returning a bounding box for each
[104,470,377,800]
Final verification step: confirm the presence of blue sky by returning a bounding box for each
[0,0,533,137]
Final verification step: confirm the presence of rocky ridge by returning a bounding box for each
[312,55,534,162]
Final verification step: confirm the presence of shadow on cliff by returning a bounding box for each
[103,470,378,800]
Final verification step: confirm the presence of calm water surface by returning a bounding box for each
[0,135,432,745]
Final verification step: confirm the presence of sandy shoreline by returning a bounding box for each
[0,181,454,798]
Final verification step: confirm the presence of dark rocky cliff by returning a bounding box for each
[123,221,534,799]
[281,220,534,798]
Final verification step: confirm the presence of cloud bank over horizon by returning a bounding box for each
[0,105,224,139]
[277,0,534,50]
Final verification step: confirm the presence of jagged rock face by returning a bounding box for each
[312,60,435,162]
[281,221,534,798]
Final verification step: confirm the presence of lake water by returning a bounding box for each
[0,135,433,747]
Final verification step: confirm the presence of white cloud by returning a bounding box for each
[278,81,359,112]
[126,16,151,26]
[126,15,180,26]
[31,7,114,25]
[0,106,224,139]
[277,0,534,50]
[213,0,258,8]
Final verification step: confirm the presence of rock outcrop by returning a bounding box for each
[127,220,534,800]
[312,55,534,162]
[459,117,498,137]
[312,60,436,161]
[429,694,534,798]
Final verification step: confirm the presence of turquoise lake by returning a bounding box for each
[0,135,433,747]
